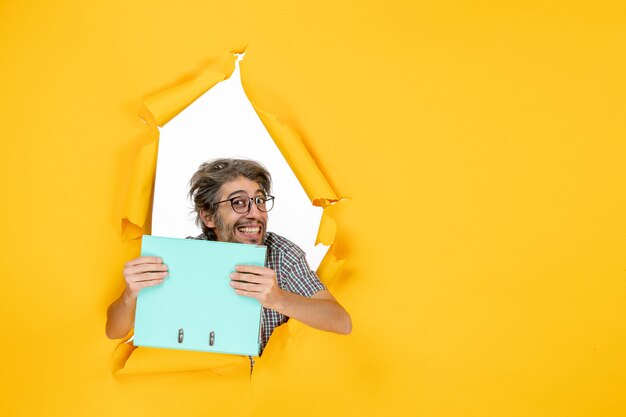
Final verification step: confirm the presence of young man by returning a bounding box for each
[106,158,351,355]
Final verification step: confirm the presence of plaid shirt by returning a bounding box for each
[190,231,326,356]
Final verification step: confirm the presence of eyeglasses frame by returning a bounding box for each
[213,195,275,214]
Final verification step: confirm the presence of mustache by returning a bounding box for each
[235,221,265,227]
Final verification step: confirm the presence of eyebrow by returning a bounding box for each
[226,189,264,199]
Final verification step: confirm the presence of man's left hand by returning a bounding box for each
[230,265,284,309]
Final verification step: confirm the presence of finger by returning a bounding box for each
[125,256,164,267]
[229,272,265,284]
[126,263,169,274]
[135,279,165,289]
[234,265,271,274]
[234,289,261,298]
[230,280,262,292]
[129,271,169,283]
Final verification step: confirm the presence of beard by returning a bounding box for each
[213,213,266,245]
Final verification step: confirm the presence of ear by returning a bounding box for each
[200,210,215,228]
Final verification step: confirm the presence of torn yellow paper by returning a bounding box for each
[118,347,250,377]
[317,198,352,259]
[314,199,352,286]
[316,250,348,288]
[3,2,626,416]
[120,134,158,241]
[248,102,338,208]
[120,52,241,241]
[115,51,350,377]
[315,206,337,247]
[145,53,239,127]
[111,337,137,374]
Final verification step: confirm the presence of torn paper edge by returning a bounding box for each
[114,50,351,375]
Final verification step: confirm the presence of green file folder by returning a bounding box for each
[134,235,266,356]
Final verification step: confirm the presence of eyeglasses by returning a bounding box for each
[214,195,275,214]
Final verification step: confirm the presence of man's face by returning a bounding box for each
[203,176,269,245]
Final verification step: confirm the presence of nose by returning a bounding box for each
[246,198,264,217]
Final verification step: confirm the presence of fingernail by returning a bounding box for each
[230,273,235,278]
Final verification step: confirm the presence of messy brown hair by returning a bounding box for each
[188,158,272,240]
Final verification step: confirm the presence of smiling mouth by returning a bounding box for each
[237,226,261,235]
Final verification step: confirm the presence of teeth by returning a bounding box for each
[238,227,260,234]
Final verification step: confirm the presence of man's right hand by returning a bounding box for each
[106,256,168,339]
[122,256,169,300]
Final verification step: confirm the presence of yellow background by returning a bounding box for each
[1,1,625,416]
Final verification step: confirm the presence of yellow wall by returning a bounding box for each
[1,1,625,416]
